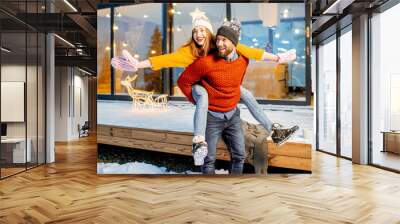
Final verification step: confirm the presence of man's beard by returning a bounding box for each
[218,46,233,57]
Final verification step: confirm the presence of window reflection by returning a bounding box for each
[317,37,337,154]
[114,4,163,94]
[97,9,112,95]
[232,3,306,101]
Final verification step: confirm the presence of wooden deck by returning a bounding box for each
[97,124,312,171]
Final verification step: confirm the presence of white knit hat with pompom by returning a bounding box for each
[192,14,213,34]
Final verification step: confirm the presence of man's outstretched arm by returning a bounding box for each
[177,59,207,104]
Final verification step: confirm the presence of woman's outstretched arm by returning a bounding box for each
[236,43,295,63]
[124,46,197,71]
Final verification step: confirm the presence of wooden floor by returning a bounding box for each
[1,136,400,223]
[372,150,400,171]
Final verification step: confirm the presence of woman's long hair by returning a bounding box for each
[182,28,216,58]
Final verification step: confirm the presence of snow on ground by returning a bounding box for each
[97,100,314,143]
[97,162,229,174]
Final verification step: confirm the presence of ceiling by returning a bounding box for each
[0,0,99,73]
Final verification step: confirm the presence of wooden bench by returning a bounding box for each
[97,124,311,171]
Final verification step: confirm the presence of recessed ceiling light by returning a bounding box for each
[54,34,75,48]
[63,0,78,12]
[1,47,11,53]
[78,67,93,76]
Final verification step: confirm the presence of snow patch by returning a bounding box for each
[97,162,229,175]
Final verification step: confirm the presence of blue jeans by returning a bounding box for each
[202,108,246,174]
[191,85,273,138]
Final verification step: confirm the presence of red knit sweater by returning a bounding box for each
[177,54,249,112]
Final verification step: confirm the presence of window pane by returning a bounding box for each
[171,3,227,96]
[371,4,400,171]
[97,8,111,95]
[27,31,38,169]
[340,29,352,158]
[317,37,337,154]
[232,3,306,101]
[1,31,28,177]
[38,32,46,165]
[114,4,163,94]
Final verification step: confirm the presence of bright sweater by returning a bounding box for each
[148,43,263,71]
[177,53,249,112]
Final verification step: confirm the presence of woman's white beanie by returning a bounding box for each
[192,15,213,34]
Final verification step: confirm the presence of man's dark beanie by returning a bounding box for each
[217,25,240,46]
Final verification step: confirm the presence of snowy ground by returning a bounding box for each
[97,100,314,143]
[97,162,229,175]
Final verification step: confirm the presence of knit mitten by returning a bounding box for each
[277,49,297,64]
[122,49,139,67]
[111,56,137,72]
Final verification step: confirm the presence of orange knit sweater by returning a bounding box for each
[177,54,249,112]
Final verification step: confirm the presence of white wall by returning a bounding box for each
[1,65,36,138]
[55,66,69,141]
[55,67,89,141]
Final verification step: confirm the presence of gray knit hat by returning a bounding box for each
[216,20,241,46]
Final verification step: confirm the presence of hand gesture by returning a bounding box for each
[277,49,297,64]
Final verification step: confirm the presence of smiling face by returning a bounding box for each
[192,26,209,46]
[216,35,235,58]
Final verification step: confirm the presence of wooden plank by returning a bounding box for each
[98,135,310,171]
[97,135,231,160]
[165,133,193,145]
[268,142,311,159]
[268,155,311,171]
[132,129,167,142]
[166,133,226,148]
[97,124,312,171]
[114,128,132,139]
[97,125,112,136]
